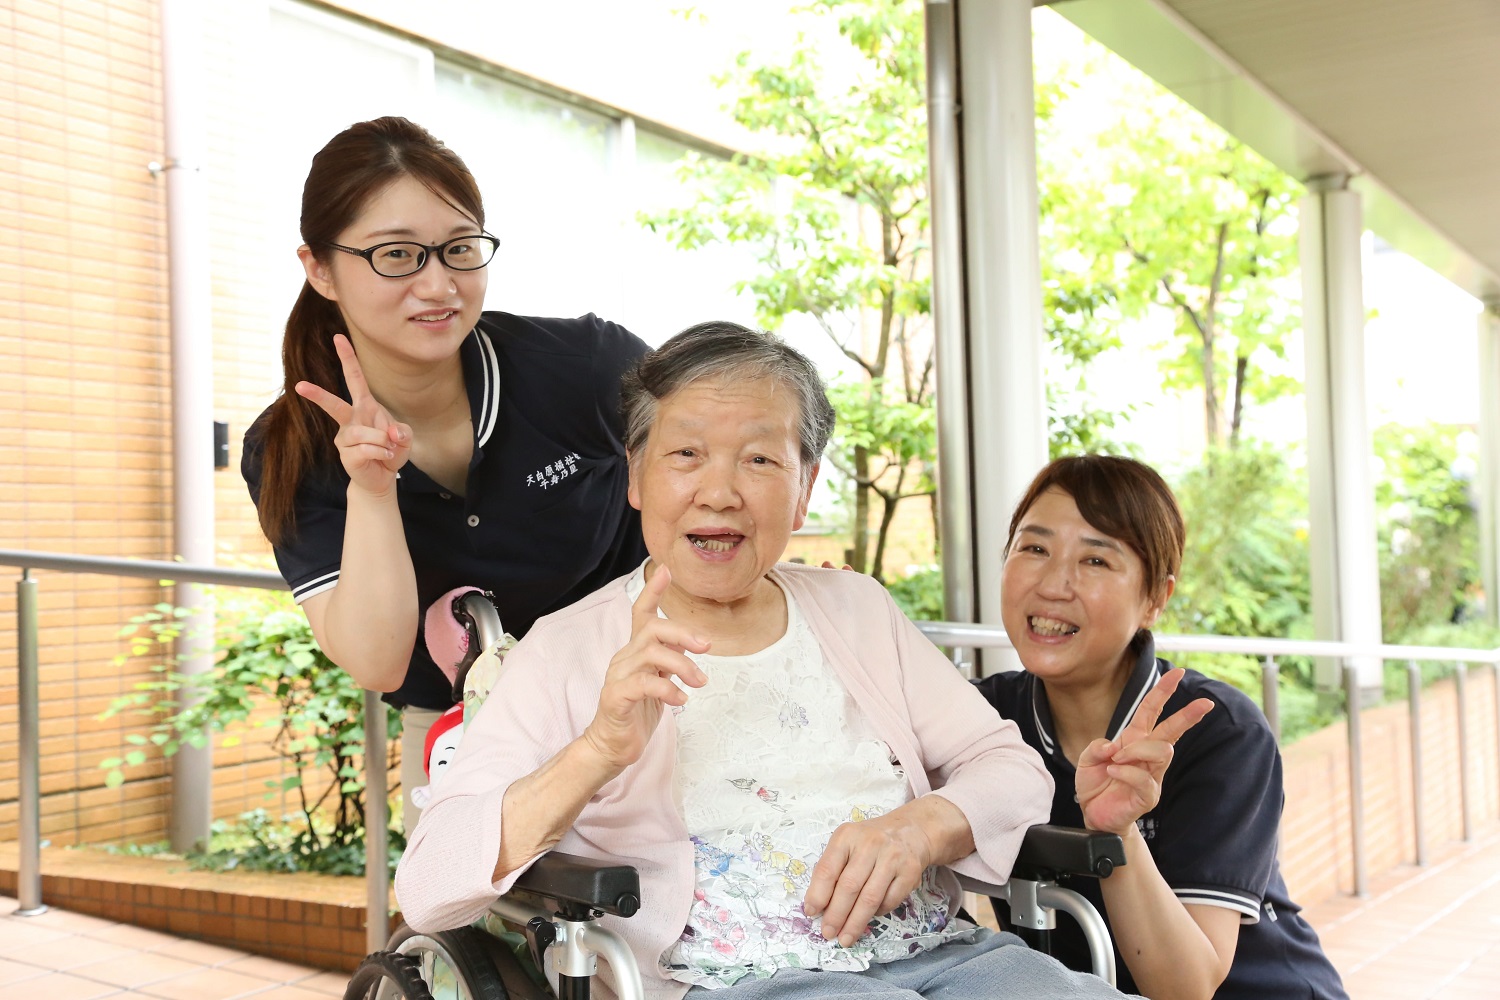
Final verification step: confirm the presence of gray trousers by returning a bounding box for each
[682,929,1137,999]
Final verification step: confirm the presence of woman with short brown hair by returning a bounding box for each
[976,455,1347,1000]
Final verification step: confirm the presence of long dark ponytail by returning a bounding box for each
[256,117,485,545]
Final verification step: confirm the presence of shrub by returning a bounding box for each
[100,588,402,873]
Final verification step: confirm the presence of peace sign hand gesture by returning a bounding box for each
[1076,668,1215,837]
[294,334,412,497]
[581,565,710,774]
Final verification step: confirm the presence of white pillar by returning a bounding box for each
[1300,175,1382,692]
[956,0,1049,674]
[161,0,216,851]
[1478,300,1500,627]
[924,0,976,633]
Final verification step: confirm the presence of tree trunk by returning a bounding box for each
[871,489,900,584]
[1201,332,1219,446]
[852,444,871,573]
[1230,353,1249,448]
[929,483,941,558]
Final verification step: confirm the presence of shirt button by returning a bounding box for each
[440,492,452,500]
[467,515,480,527]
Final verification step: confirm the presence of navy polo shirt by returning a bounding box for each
[243,311,650,710]
[973,636,1348,999]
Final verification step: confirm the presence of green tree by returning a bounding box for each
[1373,423,1482,640]
[1162,445,1312,641]
[1039,42,1302,450]
[643,0,1139,578]
[642,0,932,581]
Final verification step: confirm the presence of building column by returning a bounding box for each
[1300,175,1382,692]
[954,0,1049,673]
[923,0,976,634]
[161,0,216,851]
[1478,300,1500,627]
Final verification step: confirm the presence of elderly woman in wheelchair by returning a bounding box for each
[392,321,1146,1000]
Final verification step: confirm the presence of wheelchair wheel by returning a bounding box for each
[344,951,435,1000]
[386,923,511,1000]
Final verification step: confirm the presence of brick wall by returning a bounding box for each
[1280,669,1500,905]
[0,0,302,848]
[0,841,382,972]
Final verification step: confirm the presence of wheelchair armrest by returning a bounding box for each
[510,850,642,918]
[1012,824,1125,881]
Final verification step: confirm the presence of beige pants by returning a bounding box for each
[400,706,443,835]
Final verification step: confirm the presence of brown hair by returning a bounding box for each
[1006,455,1185,604]
[255,117,485,545]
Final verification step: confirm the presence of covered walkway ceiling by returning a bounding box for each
[1052,0,1500,300]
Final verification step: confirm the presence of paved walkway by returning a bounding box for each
[6,829,1500,1000]
[0,897,344,1000]
[1301,825,1500,1000]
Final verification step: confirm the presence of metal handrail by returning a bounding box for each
[0,549,287,590]
[0,549,391,951]
[915,619,1500,665]
[7,551,1500,932]
[919,619,1500,897]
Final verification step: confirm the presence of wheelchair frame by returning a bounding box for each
[346,593,1126,1000]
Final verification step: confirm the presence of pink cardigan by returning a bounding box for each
[396,564,1052,999]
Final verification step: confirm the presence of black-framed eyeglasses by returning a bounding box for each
[324,233,500,277]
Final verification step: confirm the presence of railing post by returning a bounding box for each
[364,689,390,953]
[1455,663,1473,842]
[1260,656,1281,743]
[1407,661,1426,867]
[15,570,48,915]
[1343,662,1367,897]
[949,646,975,680]
[1493,662,1500,814]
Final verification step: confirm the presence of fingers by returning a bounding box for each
[331,334,373,404]
[804,821,925,948]
[805,838,889,946]
[1126,667,1187,737]
[1152,696,1216,744]
[1103,761,1160,801]
[611,669,694,709]
[1076,736,1118,769]
[295,380,353,424]
[802,836,846,919]
[628,635,709,689]
[1109,740,1174,769]
[631,563,673,633]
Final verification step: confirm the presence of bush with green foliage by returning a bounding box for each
[1373,422,1482,641]
[884,564,945,621]
[101,589,401,874]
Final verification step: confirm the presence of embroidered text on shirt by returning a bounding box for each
[525,452,581,490]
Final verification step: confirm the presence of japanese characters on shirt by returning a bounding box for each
[526,452,581,490]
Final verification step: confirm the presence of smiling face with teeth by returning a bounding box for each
[627,377,817,617]
[300,174,487,373]
[1001,487,1173,694]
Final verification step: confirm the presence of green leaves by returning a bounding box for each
[1036,34,1301,449]
[640,0,935,581]
[1374,423,1482,640]
[98,587,401,870]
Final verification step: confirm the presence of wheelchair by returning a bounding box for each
[345,594,1127,1000]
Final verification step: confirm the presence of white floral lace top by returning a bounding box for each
[626,567,975,989]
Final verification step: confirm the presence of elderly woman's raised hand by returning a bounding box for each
[1075,668,1214,836]
[581,565,709,772]
[295,334,412,497]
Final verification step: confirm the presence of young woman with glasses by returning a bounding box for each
[242,117,649,829]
